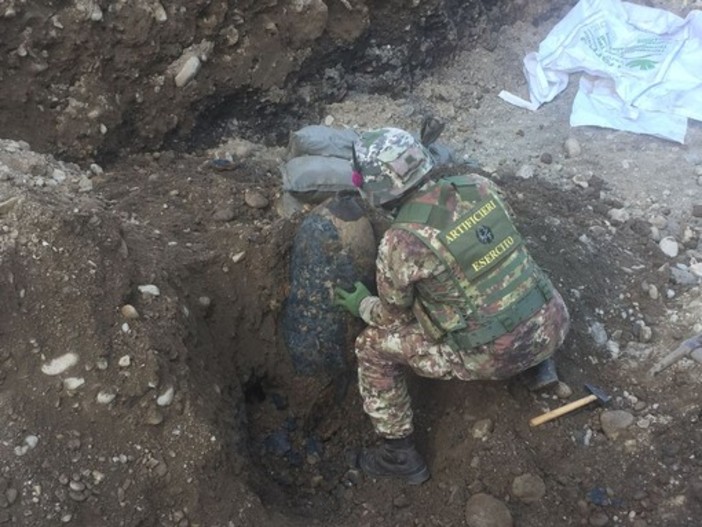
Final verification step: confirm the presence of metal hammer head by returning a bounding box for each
[584,383,611,403]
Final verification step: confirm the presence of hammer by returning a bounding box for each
[529,384,610,427]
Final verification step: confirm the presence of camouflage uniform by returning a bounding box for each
[355,172,570,439]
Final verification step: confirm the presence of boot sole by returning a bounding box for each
[359,459,431,485]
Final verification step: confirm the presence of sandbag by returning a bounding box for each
[287,125,359,159]
[281,195,376,376]
[280,155,357,203]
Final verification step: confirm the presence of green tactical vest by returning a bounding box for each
[393,176,554,349]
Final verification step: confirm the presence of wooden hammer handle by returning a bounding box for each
[529,394,598,427]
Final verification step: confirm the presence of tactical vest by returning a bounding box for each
[393,176,554,349]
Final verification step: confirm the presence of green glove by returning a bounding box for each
[334,281,371,318]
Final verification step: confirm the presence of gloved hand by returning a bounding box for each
[334,281,371,318]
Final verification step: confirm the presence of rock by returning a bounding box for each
[96,390,116,404]
[607,208,629,223]
[516,164,534,179]
[0,196,21,215]
[393,493,411,508]
[589,322,608,346]
[156,386,175,407]
[693,204,702,218]
[175,56,201,87]
[63,377,85,391]
[78,177,93,192]
[120,304,139,319]
[671,266,697,285]
[118,355,131,368]
[659,236,679,258]
[511,473,546,503]
[472,419,494,439]
[564,138,581,157]
[540,153,553,164]
[600,410,634,440]
[212,204,236,222]
[465,493,513,527]
[648,284,659,300]
[145,407,164,426]
[589,511,609,526]
[4,488,17,505]
[244,189,269,209]
[138,284,160,296]
[555,381,573,399]
[41,353,79,375]
[573,174,590,188]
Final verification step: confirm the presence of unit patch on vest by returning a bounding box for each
[438,195,523,280]
[476,225,494,244]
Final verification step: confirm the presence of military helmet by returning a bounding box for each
[352,127,435,207]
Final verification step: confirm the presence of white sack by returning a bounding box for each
[499,0,702,143]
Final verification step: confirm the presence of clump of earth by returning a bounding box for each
[1,0,702,526]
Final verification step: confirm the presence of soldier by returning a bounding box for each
[334,127,570,485]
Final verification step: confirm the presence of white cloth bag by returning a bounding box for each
[499,0,702,143]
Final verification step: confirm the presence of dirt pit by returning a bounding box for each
[2,1,702,526]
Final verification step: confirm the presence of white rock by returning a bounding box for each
[659,236,679,258]
[608,208,630,223]
[175,56,201,87]
[690,263,702,278]
[120,304,139,319]
[138,284,160,296]
[157,386,175,407]
[564,138,581,157]
[25,435,39,449]
[121,322,130,333]
[63,377,85,391]
[89,163,103,176]
[41,353,79,375]
[648,284,659,300]
[153,1,168,22]
[516,164,534,179]
[96,390,116,404]
[118,355,131,368]
[606,340,620,358]
[232,251,246,263]
[52,169,67,183]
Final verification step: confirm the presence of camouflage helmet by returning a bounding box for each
[352,127,435,207]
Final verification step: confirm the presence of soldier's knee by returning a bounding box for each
[355,326,380,359]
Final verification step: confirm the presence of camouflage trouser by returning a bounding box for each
[354,290,570,439]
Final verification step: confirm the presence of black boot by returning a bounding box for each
[522,357,559,392]
[359,435,430,485]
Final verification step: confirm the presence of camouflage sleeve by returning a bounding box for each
[358,228,444,327]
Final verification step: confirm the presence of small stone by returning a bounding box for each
[393,493,411,508]
[516,164,534,180]
[589,511,609,526]
[472,419,494,439]
[244,190,269,209]
[138,284,160,296]
[175,56,201,87]
[564,138,581,157]
[555,381,573,399]
[212,204,236,222]
[465,493,513,527]
[63,377,85,391]
[78,177,93,192]
[648,285,659,300]
[145,407,164,426]
[4,489,17,505]
[42,353,79,375]
[96,391,116,404]
[589,322,608,346]
[89,163,103,176]
[607,208,629,223]
[118,355,131,368]
[659,236,679,258]
[120,304,139,319]
[540,153,553,164]
[512,473,546,503]
[156,386,175,407]
[600,410,634,440]
[198,296,211,308]
[671,267,697,285]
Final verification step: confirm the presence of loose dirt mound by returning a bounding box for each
[2,0,702,526]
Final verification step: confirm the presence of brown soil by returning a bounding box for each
[1,1,702,526]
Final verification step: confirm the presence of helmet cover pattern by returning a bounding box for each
[353,127,435,206]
